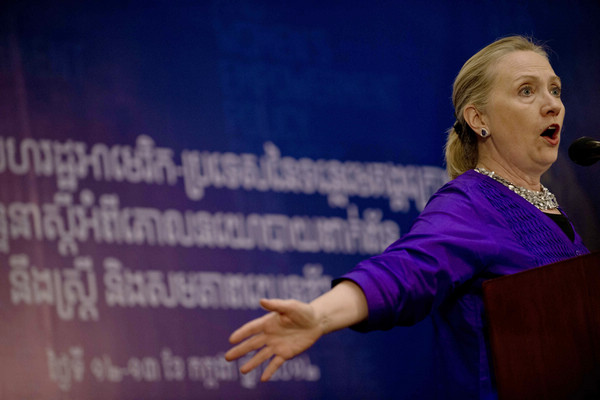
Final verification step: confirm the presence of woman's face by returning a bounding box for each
[479,50,564,180]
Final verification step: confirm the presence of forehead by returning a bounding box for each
[491,50,558,83]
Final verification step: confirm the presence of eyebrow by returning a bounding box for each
[514,74,562,84]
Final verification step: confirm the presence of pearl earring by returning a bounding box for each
[481,129,490,138]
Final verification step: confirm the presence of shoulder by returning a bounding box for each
[424,169,490,212]
[402,169,504,238]
[402,169,511,241]
[438,169,488,193]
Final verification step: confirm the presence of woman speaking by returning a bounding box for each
[224,36,589,399]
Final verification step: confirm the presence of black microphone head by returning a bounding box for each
[568,137,600,166]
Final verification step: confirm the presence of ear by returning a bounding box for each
[463,105,487,133]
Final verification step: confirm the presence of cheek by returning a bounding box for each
[501,112,538,140]
[488,102,526,131]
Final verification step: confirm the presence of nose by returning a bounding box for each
[541,91,563,117]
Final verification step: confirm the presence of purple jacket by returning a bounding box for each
[336,169,589,399]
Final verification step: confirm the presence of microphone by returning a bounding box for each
[568,137,600,166]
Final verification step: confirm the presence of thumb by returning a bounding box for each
[259,298,297,314]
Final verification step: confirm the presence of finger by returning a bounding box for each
[225,333,266,361]
[261,355,286,382]
[260,298,295,314]
[239,346,273,374]
[229,313,272,344]
[261,298,314,328]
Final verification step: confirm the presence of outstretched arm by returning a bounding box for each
[224,280,368,381]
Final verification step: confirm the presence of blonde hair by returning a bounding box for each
[444,36,549,179]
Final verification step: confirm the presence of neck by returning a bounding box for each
[476,161,543,191]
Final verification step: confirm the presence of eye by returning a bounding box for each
[519,85,533,96]
[550,86,561,97]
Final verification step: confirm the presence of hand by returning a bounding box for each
[224,298,323,382]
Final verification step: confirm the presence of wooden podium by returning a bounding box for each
[483,252,600,399]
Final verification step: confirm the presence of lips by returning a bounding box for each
[540,124,560,146]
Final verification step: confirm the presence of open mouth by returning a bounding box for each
[540,124,560,144]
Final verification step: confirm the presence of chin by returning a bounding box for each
[542,147,559,163]
[538,157,558,173]
[531,152,558,173]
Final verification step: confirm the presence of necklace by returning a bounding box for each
[474,167,559,210]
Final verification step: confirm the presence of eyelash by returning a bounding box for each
[518,85,562,97]
[519,86,533,96]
